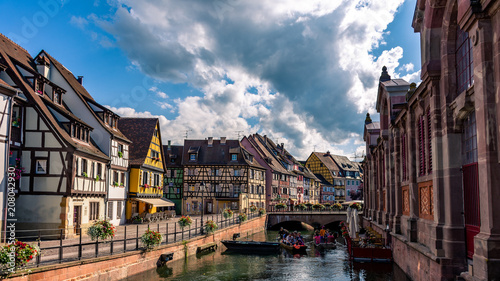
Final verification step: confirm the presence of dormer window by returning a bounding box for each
[190,154,196,161]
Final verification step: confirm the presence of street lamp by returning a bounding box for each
[200,182,205,234]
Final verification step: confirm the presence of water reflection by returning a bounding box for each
[126,230,407,281]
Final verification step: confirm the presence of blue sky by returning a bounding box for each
[0,0,421,160]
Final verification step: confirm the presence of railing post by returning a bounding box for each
[59,229,63,263]
[95,236,99,258]
[166,222,169,244]
[175,222,177,242]
[110,236,114,255]
[37,230,41,266]
[136,225,139,250]
[124,225,127,252]
[78,229,82,260]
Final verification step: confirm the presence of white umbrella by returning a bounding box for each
[353,208,360,234]
[347,207,356,238]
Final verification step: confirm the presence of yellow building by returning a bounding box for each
[305,151,346,202]
[118,118,172,219]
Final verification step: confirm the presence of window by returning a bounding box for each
[190,154,196,161]
[234,170,240,176]
[113,171,119,185]
[401,132,407,181]
[462,111,477,165]
[456,28,473,94]
[35,159,47,174]
[90,202,100,220]
[81,159,87,176]
[97,163,102,179]
[108,202,113,220]
[116,202,122,219]
[427,110,432,174]
[121,173,125,186]
[118,144,123,153]
[231,154,237,161]
[419,115,426,176]
[143,171,149,186]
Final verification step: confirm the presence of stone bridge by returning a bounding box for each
[267,211,361,229]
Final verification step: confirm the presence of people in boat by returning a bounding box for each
[327,231,335,243]
[296,232,304,246]
[319,226,326,243]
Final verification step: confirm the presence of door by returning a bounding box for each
[462,111,479,259]
[74,206,82,235]
[463,163,479,259]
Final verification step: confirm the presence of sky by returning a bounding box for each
[0,0,421,161]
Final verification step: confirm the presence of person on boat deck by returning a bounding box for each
[296,233,304,246]
[314,233,321,245]
[319,227,326,242]
[327,231,335,243]
[279,227,286,238]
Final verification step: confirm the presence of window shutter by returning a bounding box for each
[427,110,432,173]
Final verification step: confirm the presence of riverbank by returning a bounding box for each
[3,216,266,281]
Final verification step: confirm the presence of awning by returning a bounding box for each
[136,198,175,207]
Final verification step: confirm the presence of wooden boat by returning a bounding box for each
[280,243,308,254]
[314,243,337,250]
[346,237,392,262]
[221,240,280,253]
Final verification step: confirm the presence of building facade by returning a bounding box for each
[163,141,184,215]
[363,1,500,279]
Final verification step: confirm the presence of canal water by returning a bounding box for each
[126,230,409,281]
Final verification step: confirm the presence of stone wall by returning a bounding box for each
[6,216,266,281]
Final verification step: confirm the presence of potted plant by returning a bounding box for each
[238,213,247,222]
[249,205,257,213]
[83,172,88,178]
[178,216,192,228]
[323,202,331,208]
[204,220,218,234]
[144,184,150,189]
[95,175,100,182]
[118,151,123,158]
[275,203,287,210]
[141,229,162,250]
[113,181,119,187]
[87,220,116,241]
[222,208,233,219]
[258,207,266,216]
[295,203,307,210]
[132,215,143,224]
[0,240,40,272]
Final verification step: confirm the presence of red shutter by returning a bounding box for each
[419,116,426,176]
[402,133,407,181]
[427,110,432,174]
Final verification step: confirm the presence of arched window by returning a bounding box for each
[456,28,473,94]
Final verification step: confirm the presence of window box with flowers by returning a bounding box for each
[11,117,21,128]
[332,203,342,210]
[0,240,40,273]
[143,184,150,189]
[113,181,119,187]
[86,220,116,241]
[312,203,325,210]
[238,213,247,223]
[222,208,233,219]
[258,207,266,216]
[178,216,192,229]
[249,205,257,213]
[204,220,218,234]
[141,229,162,250]
[275,203,287,210]
[349,202,362,210]
[295,203,307,210]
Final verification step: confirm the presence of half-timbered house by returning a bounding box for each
[0,78,17,241]
[305,151,346,203]
[118,118,170,220]
[241,134,294,208]
[0,34,109,236]
[34,51,132,225]
[182,137,265,215]
[163,141,184,215]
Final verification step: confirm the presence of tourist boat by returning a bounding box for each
[314,243,337,250]
[346,237,392,262]
[221,240,280,253]
[279,243,308,255]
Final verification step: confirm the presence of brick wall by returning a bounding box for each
[7,216,266,281]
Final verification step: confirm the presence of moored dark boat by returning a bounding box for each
[221,240,280,253]
[279,243,308,254]
[346,237,392,263]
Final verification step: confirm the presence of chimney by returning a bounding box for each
[220,137,226,145]
[365,113,372,124]
[208,137,213,147]
[167,140,171,151]
[379,66,391,82]
[77,76,84,85]
[36,56,50,78]
[326,150,330,155]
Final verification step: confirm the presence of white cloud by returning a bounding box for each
[70,16,88,30]
[96,0,416,159]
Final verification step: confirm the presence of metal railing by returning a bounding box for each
[2,212,261,268]
[266,205,363,213]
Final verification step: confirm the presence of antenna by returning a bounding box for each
[235,131,244,139]
[352,151,365,162]
[184,129,193,139]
